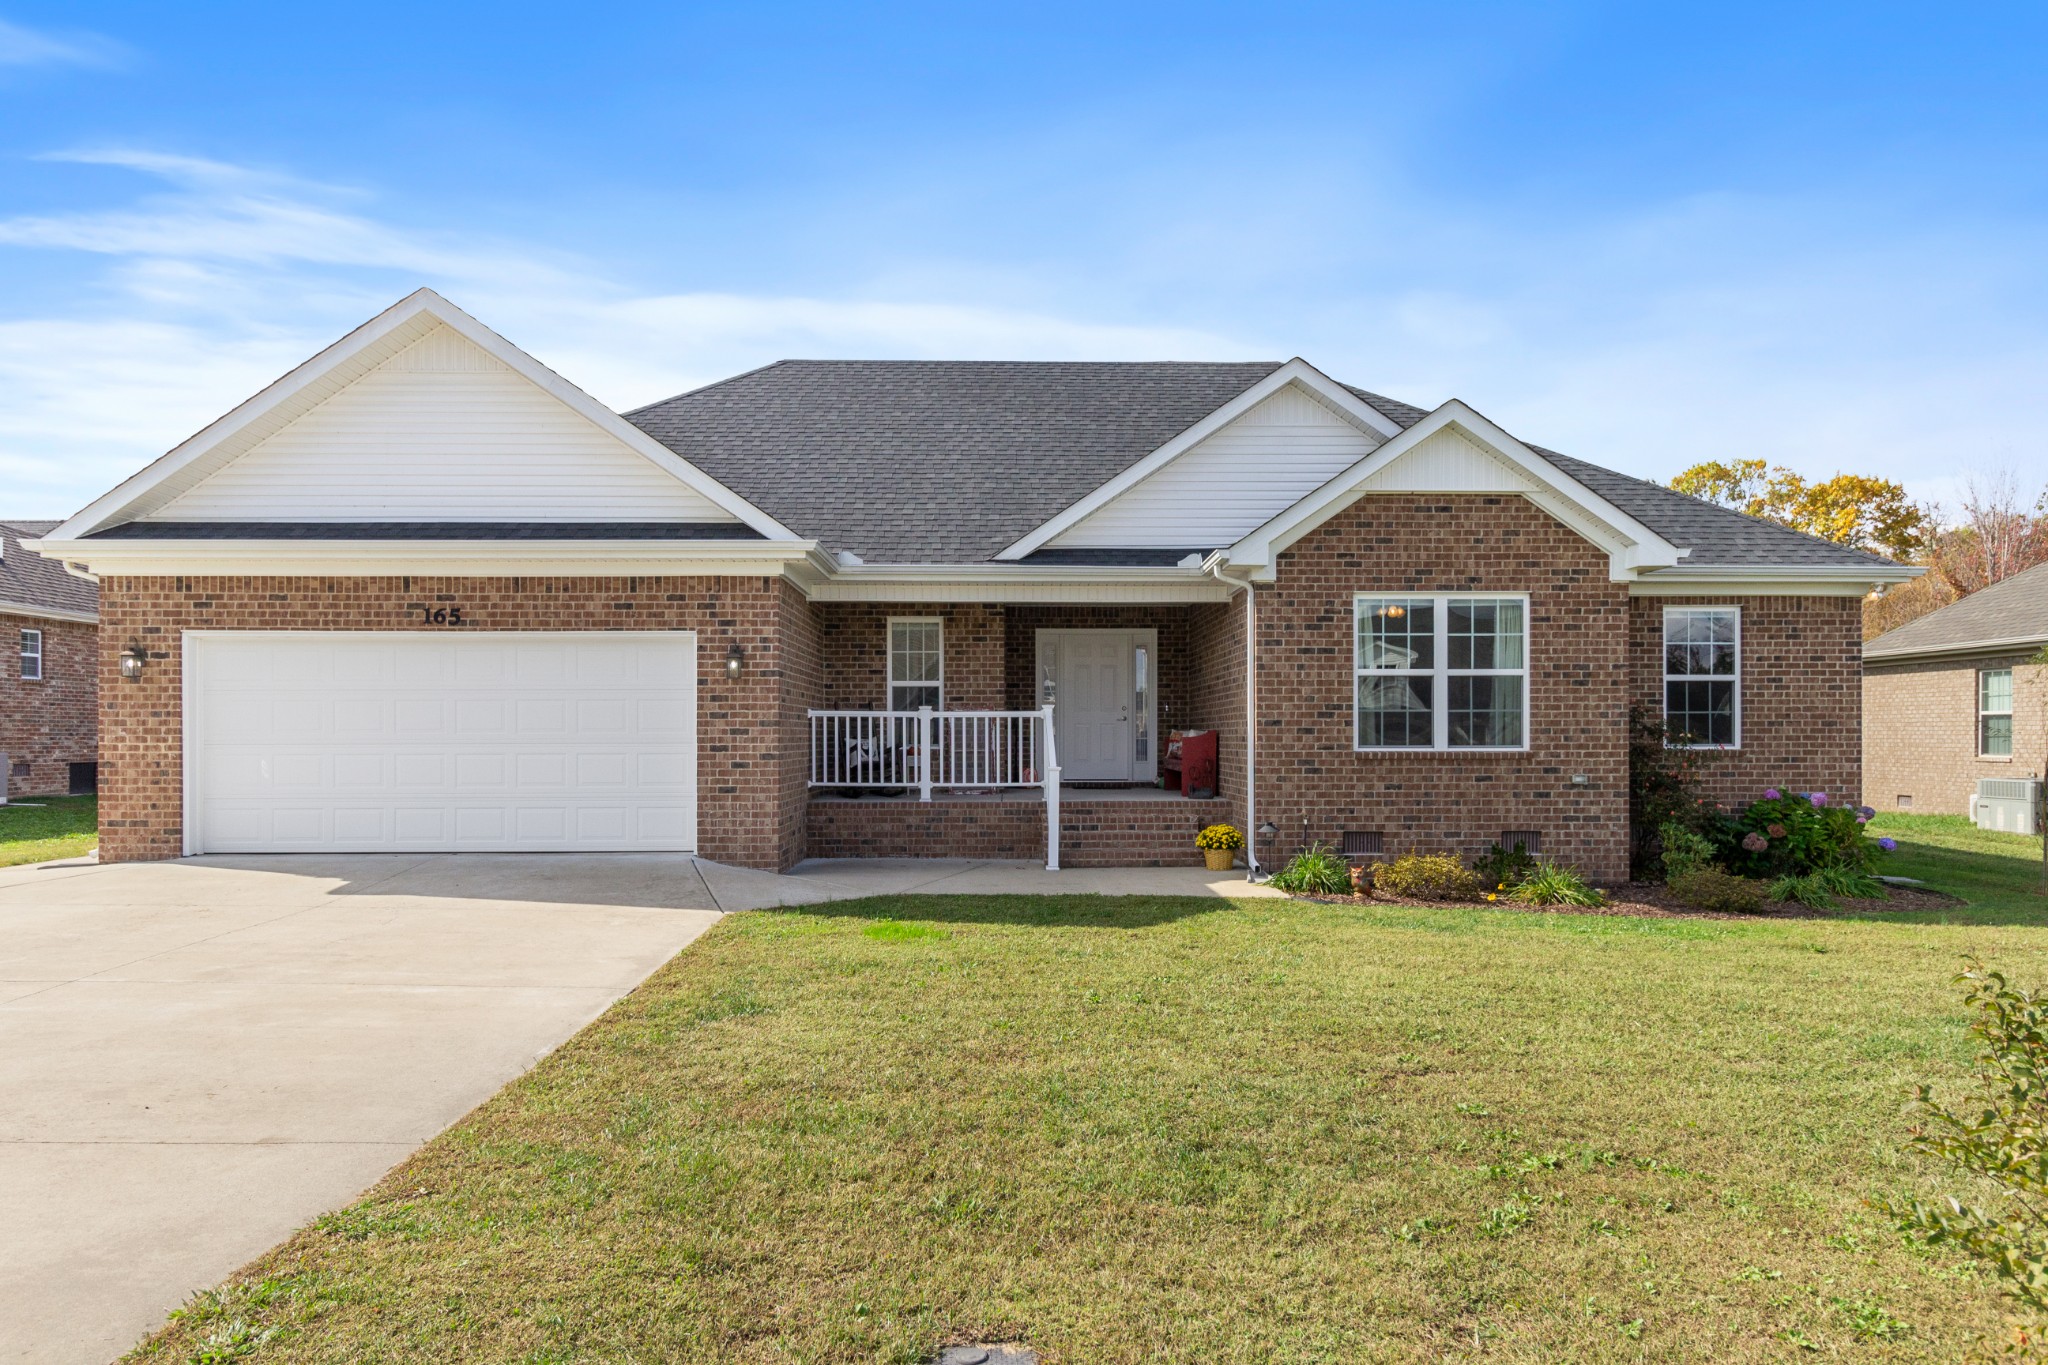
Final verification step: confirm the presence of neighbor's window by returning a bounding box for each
[1355,595,1527,750]
[19,628,40,681]
[887,617,942,712]
[1663,607,1739,747]
[1979,668,2014,758]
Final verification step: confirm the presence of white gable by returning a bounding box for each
[145,325,736,523]
[1047,384,1384,549]
[1352,424,1542,494]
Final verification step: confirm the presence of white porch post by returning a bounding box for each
[917,705,934,802]
[1041,701,1060,871]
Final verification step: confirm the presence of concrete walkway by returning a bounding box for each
[0,851,1272,1364]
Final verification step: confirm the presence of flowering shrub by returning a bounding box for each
[1195,824,1244,852]
[1721,788,1888,878]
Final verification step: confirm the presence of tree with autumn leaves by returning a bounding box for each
[1668,459,2048,638]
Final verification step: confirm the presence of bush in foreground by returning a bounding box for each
[1668,866,1767,913]
[1372,853,1486,902]
[1508,859,1605,908]
[1267,843,1352,895]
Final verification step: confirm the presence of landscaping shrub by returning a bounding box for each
[1768,872,1835,909]
[1658,820,1717,882]
[1508,859,1605,907]
[1627,703,1718,877]
[1372,853,1486,902]
[1668,866,1767,913]
[1885,963,2048,1333]
[1473,840,1538,891]
[1722,787,1893,879]
[1267,843,1352,896]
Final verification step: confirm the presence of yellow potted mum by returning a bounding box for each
[1196,823,1244,871]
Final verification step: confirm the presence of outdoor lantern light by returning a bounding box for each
[1256,820,1278,840]
[118,643,147,683]
[725,644,745,679]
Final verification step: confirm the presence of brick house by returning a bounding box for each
[1864,561,2048,815]
[1,520,99,800]
[28,290,1913,876]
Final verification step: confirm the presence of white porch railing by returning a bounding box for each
[807,704,1062,870]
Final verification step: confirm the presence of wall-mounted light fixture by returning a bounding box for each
[118,643,148,683]
[725,644,745,680]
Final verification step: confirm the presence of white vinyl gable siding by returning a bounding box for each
[1352,425,1538,494]
[147,325,738,523]
[1047,384,1384,549]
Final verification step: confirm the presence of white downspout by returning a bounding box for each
[1207,554,1261,881]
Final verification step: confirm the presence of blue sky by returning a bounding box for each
[1,1,2043,517]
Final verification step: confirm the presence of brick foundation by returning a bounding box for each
[1,611,97,799]
[806,794,1232,867]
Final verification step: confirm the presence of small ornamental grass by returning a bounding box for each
[1265,842,1352,896]
[1372,852,1487,902]
[1507,859,1606,908]
[1194,823,1244,852]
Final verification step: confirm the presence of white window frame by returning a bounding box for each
[19,628,41,681]
[1978,667,2015,759]
[1353,593,1531,752]
[886,616,943,713]
[1662,606,1742,750]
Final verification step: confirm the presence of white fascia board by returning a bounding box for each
[1225,400,1683,582]
[993,359,1404,561]
[50,288,798,543]
[1865,634,2048,665]
[1631,562,1922,599]
[0,598,97,625]
[809,563,1232,604]
[26,536,830,582]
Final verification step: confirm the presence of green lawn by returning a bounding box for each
[0,793,96,867]
[135,816,2047,1363]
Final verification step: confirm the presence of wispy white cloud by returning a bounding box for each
[0,16,127,70]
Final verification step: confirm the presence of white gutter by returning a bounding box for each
[1204,551,1263,881]
[0,598,97,625]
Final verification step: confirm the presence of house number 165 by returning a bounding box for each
[416,606,467,626]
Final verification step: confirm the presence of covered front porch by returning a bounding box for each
[802,600,1245,868]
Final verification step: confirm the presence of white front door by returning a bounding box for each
[183,631,697,854]
[1039,629,1156,783]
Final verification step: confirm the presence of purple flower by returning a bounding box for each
[1879,837,1897,852]
[1810,792,1829,806]
[1859,806,1876,819]
[1856,814,1869,824]
[1763,788,1782,800]
[1742,832,1769,852]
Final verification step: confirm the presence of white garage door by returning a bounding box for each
[184,632,697,854]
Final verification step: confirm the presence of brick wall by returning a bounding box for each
[0,612,97,799]
[1864,654,2046,813]
[94,575,808,868]
[1184,597,1246,827]
[806,794,1231,866]
[1627,595,1865,810]
[1254,495,1633,881]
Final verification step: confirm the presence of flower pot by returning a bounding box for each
[1203,848,1235,872]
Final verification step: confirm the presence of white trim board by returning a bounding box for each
[48,289,796,542]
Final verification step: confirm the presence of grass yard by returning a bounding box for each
[0,793,96,867]
[137,816,2048,1363]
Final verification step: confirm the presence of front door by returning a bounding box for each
[1038,629,1156,783]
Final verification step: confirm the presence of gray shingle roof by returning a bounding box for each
[1,520,97,618]
[87,521,762,541]
[1864,561,2048,660]
[626,361,1906,574]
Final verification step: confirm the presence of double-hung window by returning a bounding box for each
[1663,607,1740,747]
[887,618,942,712]
[1355,595,1527,750]
[1979,668,2014,758]
[19,628,41,681]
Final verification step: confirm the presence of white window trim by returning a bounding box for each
[19,627,41,681]
[886,615,943,713]
[1978,667,2015,760]
[1353,592,1531,753]
[1662,605,1742,750]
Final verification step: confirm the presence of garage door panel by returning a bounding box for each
[188,633,696,854]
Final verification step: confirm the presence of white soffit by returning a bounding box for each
[1045,382,1387,549]
[50,290,794,538]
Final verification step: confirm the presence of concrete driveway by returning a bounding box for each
[0,852,729,1365]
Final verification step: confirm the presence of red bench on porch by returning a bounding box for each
[1161,729,1217,799]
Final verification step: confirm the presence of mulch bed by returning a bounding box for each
[1289,880,1964,921]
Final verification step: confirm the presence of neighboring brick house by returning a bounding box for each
[1,519,99,800]
[28,289,1914,877]
[1863,561,2048,815]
